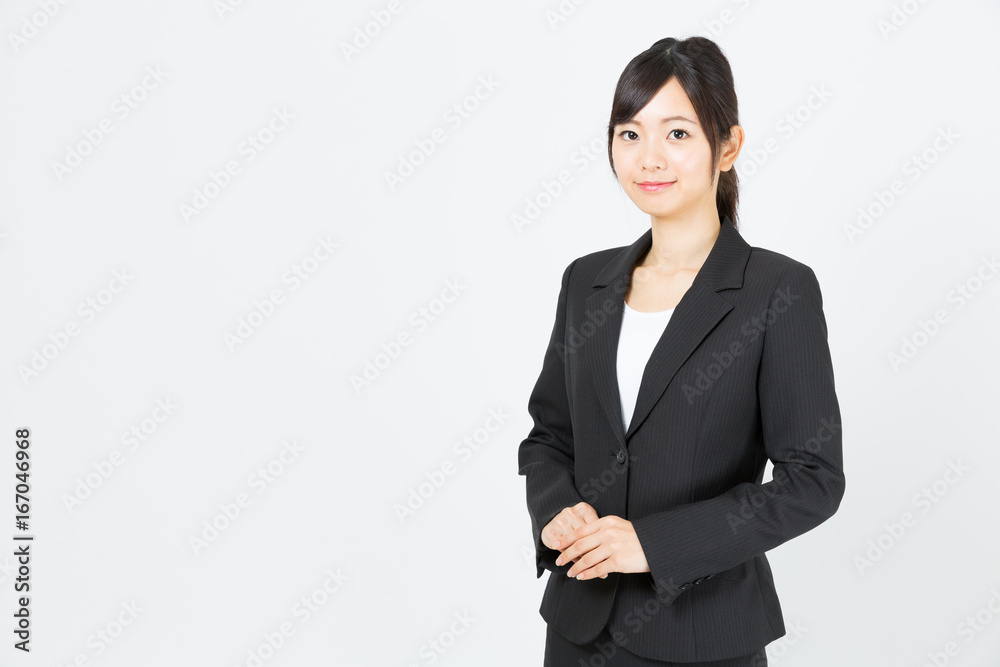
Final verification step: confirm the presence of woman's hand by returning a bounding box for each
[554,515,650,580]
[542,503,610,579]
[542,502,599,552]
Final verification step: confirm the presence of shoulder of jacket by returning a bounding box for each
[560,245,628,283]
[560,240,820,289]
[746,246,817,284]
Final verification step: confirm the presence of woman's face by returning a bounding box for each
[611,77,730,223]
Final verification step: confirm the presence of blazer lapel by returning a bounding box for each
[583,220,752,450]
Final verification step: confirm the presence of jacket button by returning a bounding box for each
[616,449,626,464]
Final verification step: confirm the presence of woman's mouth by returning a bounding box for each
[637,181,675,192]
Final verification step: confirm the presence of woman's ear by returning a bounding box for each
[719,125,744,172]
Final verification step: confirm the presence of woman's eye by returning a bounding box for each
[618,129,688,141]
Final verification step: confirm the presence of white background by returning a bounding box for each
[1,1,998,665]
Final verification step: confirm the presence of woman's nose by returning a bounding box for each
[641,143,665,171]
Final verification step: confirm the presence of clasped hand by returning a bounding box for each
[541,502,649,580]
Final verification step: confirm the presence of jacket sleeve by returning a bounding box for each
[630,262,846,604]
[518,257,586,579]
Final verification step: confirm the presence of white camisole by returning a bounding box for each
[617,300,675,431]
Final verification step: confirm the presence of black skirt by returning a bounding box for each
[544,623,767,667]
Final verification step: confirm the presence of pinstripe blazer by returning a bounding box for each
[517,219,845,662]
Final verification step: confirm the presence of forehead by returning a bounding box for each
[625,78,699,126]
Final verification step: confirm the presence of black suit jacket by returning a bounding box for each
[517,219,845,662]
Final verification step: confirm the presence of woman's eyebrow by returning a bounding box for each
[620,116,698,126]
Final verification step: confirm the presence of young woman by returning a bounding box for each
[518,36,845,666]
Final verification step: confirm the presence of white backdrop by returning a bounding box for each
[1,1,998,665]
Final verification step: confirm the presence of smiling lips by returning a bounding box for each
[637,181,675,192]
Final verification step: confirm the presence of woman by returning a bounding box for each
[517,36,845,666]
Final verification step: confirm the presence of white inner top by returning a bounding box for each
[617,300,675,431]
